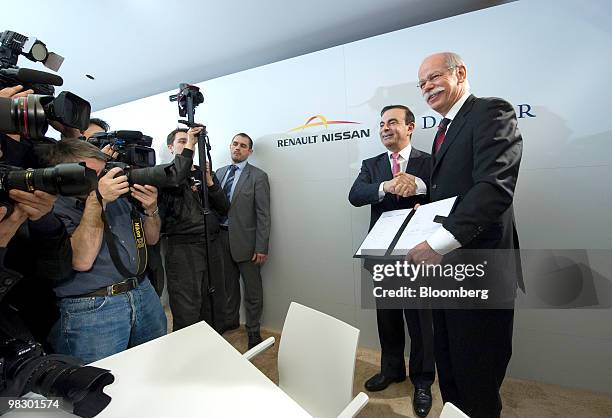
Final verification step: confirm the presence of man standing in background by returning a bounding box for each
[217,133,271,349]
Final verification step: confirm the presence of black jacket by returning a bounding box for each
[159,149,229,241]
[349,146,431,230]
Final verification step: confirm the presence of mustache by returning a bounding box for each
[423,86,445,101]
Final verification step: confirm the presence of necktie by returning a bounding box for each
[434,118,451,154]
[391,152,400,176]
[391,152,400,200]
[223,165,238,203]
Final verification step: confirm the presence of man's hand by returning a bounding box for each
[252,253,268,266]
[130,184,158,215]
[0,85,34,99]
[98,167,129,204]
[101,144,119,160]
[185,126,204,151]
[8,190,57,221]
[392,173,417,197]
[0,205,28,247]
[383,173,417,197]
[205,162,214,187]
[406,240,443,265]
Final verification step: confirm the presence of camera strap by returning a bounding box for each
[96,191,148,279]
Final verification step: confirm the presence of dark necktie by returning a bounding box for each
[223,165,238,202]
[434,118,451,154]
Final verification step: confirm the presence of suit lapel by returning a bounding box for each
[376,153,393,181]
[217,166,228,184]
[432,94,476,172]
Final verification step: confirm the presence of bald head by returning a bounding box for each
[418,52,468,116]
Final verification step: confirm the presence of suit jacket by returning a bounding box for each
[430,94,524,292]
[349,146,431,230]
[217,162,271,263]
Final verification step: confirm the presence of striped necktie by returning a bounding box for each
[434,118,451,154]
[223,165,238,202]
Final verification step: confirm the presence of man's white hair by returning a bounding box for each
[443,52,469,91]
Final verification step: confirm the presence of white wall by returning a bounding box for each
[95,0,612,393]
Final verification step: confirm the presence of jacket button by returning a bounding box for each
[432,184,437,189]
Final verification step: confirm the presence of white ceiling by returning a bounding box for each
[7,0,510,111]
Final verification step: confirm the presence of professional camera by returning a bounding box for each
[0,30,64,95]
[0,327,114,418]
[0,92,91,140]
[87,131,155,168]
[0,162,97,212]
[102,160,189,191]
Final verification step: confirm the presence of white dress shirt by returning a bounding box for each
[426,90,471,255]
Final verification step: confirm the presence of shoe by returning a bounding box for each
[364,373,406,392]
[247,332,262,349]
[413,386,432,417]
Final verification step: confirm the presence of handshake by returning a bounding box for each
[383,172,421,198]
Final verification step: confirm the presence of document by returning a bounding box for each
[391,196,457,256]
[355,208,412,257]
[354,196,458,259]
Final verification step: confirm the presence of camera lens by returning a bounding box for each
[4,163,97,196]
[0,95,49,139]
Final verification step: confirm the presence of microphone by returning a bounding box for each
[0,68,63,86]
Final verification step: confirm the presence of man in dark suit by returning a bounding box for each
[408,52,523,418]
[349,105,435,417]
[217,133,271,349]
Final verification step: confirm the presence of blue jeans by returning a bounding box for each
[48,279,167,364]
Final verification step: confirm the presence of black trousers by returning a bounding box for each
[376,307,436,388]
[164,238,226,333]
[433,308,514,418]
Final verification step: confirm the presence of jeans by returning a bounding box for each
[48,279,167,364]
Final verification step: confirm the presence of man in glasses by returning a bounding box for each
[408,52,524,418]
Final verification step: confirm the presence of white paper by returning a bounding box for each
[391,197,457,256]
[355,208,412,256]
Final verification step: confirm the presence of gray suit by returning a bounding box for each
[217,162,271,332]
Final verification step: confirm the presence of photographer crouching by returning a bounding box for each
[160,126,229,333]
[46,139,167,363]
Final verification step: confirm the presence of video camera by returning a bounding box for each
[0,92,91,140]
[87,131,155,168]
[0,30,64,95]
[0,30,90,140]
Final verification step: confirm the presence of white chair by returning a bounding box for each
[439,402,470,418]
[244,302,369,418]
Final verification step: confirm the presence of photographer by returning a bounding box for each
[46,138,166,363]
[0,188,73,343]
[159,127,229,332]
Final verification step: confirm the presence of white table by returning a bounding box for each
[6,322,311,418]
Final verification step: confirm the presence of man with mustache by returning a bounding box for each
[408,52,523,417]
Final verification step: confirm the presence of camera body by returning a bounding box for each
[88,131,155,168]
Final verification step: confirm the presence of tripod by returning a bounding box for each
[169,84,219,330]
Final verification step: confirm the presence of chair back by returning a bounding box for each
[277,302,360,418]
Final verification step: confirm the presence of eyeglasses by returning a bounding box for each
[417,66,456,89]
